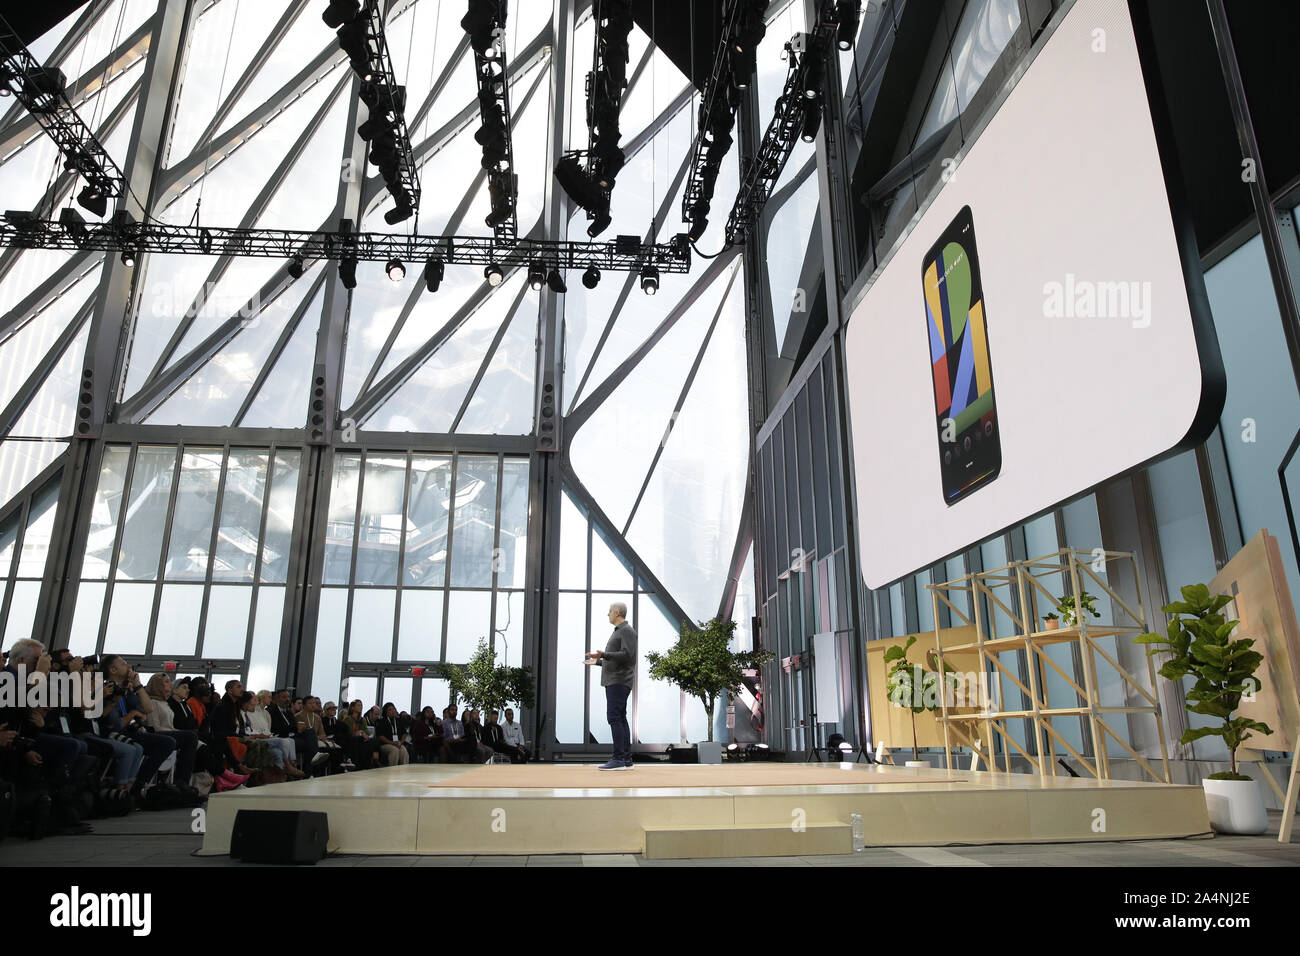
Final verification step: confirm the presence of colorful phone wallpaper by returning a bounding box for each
[923,206,1001,504]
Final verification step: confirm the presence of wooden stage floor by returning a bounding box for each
[199,762,1213,859]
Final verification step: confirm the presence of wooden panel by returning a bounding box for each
[866,626,985,754]
[1209,530,1300,751]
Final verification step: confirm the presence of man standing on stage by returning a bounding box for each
[585,602,637,771]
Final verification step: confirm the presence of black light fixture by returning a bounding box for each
[546,268,567,294]
[484,263,504,287]
[581,263,600,289]
[835,0,860,51]
[119,247,136,267]
[461,0,499,56]
[322,0,361,29]
[802,52,824,100]
[800,98,822,143]
[76,184,107,217]
[383,199,413,225]
[527,259,545,291]
[423,257,444,292]
[339,257,357,290]
[287,255,305,279]
[639,264,659,296]
[386,257,406,281]
[59,207,88,245]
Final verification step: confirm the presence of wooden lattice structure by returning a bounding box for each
[927,549,1171,783]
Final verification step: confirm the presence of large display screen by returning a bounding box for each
[844,0,1224,588]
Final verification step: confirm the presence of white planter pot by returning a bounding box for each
[904,759,929,769]
[697,741,723,764]
[1202,777,1267,835]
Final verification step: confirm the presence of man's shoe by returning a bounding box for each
[597,760,624,770]
[612,762,634,770]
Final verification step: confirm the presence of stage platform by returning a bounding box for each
[198,762,1213,859]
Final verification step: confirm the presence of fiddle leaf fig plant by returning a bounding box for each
[1134,583,1272,780]
[884,635,957,760]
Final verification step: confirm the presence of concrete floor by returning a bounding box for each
[2,807,1298,866]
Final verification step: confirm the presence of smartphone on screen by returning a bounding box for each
[922,205,1000,505]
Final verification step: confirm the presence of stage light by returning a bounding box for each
[640,264,659,296]
[76,184,107,217]
[484,263,504,286]
[546,268,567,293]
[339,257,357,289]
[383,200,413,225]
[59,207,88,245]
[527,260,545,291]
[287,255,305,279]
[581,264,600,289]
[461,0,498,55]
[587,209,612,237]
[386,257,406,281]
[336,19,370,77]
[423,257,444,292]
[800,99,822,143]
[120,247,136,267]
[835,0,860,51]
[323,0,360,29]
[688,215,709,242]
[802,53,824,100]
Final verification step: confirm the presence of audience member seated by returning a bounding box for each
[460,708,495,764]
[483,709,524,763]
[247,692,304,779]
[208,681,255,790]
[343,700,380,768]
[374,703,410,766]
[270,688,318,775]
[296,697,341,774]
[101,655,179,803]
[501,708,531,762]
[409,706,445,763]
[142,674,200,801]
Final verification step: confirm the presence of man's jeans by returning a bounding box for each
[605,683,632,763]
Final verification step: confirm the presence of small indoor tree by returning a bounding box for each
[1134,583,1272,779]
[884,635,956,761]
[444,639,536,714]
[646,617,774,743]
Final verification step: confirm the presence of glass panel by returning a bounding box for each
[247,586,287,694]
[449,455,499,588]
[766,168,819,351]
[558,490,588,590]
[3,580,41,644]
[403,455,453,587]
[420,677,452,715]
[445,589,491,664]
[354,455,406,587]
[636,597,683,744]
[163,448,223,580]
[211,450,267,582]
[68,581,106,656]
[916,0,1022,143]
[260,451,301,583]
[495,590,524,669]
[343,676,377,713]
[239,285,321,428]
[348,589,397,663]
[381,677,413,715]
[17,479,61,578]
[152,583,205,657]
[398,588,445,662]
[556,592,587,743]
[115,446,177,581]
[454,292,539,435]
[200,584,254,659]
[323,453,361,585]
[103,581,154,654]
[495,459,529,589]
[590,526,632,592]
[0,440,67,518]
[312,587,349,705]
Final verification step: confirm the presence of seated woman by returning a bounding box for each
[374,703,410,766]
[343,700,380,768]
[409,706,445,763]
[243,693,304,779]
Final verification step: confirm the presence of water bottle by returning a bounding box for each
[850,812,865,852]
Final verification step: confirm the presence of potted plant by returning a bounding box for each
[1043,612,1059,631]
[1135,584,1272,834]
[443,639,536,714]
[1055,590,1101,628]
[646,617,773,763]
[883,636,956,767]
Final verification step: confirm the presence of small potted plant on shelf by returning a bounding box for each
[1055,590,1101,628]
[1042,611,1059,631]
[1135,583,1272,834]
[884,636,956,768]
